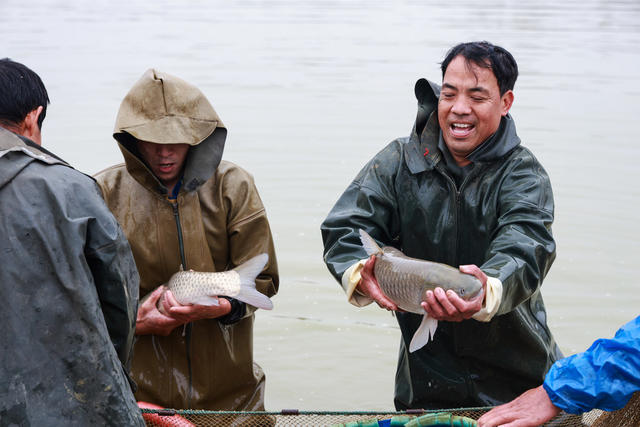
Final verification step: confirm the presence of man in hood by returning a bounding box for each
[0,58,143,425]
[95,69,279,410]
[321,41,562,409]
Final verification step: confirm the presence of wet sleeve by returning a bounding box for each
[84,183,140,370]
[217,296,247,325]
[321,144,402,286]
[543,316,640,413]
[479,155,556,314]
[225,170,279,317]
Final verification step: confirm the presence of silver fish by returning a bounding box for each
[158,253,273,314]
[359,229,482,352]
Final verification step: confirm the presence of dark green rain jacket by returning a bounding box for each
[0,127,143,426]
[321,79,563,409]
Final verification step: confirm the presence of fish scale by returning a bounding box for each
[170,270,241,304]
[374,267,431,314]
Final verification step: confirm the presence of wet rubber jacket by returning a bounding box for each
[0,128,143,425]
[94,95,279,410]
[543,315,640,413]
[321,79,562,409]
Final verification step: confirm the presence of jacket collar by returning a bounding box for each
[404,78,441,174]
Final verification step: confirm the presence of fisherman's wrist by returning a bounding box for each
[218,297,246,325]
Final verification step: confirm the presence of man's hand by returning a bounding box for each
[477,385,560,427]
[420,264,486,322]
[136,286,232,336]
[135,286,184,336]
[162,288,232,323]
[358,255,398,311]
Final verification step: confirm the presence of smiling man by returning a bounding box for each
[95,70,278,411]
[321,41,562,409]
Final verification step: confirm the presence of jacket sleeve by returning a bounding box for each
[479,152,556,314]
[223,168,279,317]
[84,183,140,371]
[543,316,640,413]
[321,142,402,283]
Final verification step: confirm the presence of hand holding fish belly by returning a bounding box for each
[358,229,485,352]
[159,288,233,323]
[136,286,233,336]
[358,255,399,311]
[160,253,272,311]
[136,254,271,335]
[421,264,486,322]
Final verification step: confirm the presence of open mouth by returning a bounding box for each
[158,162,175,173]
[450,123,474,138]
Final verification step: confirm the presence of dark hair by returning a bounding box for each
[0,58,50,129]
[440,41,518,95]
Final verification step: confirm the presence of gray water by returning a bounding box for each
[2,0,640,411]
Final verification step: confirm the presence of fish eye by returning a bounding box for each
[459,288,465,296]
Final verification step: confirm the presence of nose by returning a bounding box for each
[451,96,471,116]
[155,144,175,156]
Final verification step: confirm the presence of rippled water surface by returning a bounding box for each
[2,0,640,411]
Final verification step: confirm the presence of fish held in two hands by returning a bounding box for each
[157,253,273,315]
[359,229,482,352]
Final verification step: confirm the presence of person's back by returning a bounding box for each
[0,59,143,426]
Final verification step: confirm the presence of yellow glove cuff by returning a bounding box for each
[472,276,502,322]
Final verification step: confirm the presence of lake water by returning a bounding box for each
[2,0,640,411]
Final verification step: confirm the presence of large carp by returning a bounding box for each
[359,229,482,352]
[157,253,273,314]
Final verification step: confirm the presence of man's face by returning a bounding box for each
[137,140,190,190]
[437,55,514,167]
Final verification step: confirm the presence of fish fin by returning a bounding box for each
[409,315,438,352]
[382,246,404,257]
[359,229,383,256]
[233,253,274,310]
[237,286,274,310]
[192,296,220,306]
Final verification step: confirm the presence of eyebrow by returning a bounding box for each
[442,83,490,95]
[469,86,490,94]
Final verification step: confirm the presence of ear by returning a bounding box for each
[22,106,44,145]
[500,90,514,116]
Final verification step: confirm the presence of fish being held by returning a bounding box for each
[359,229,482,352]
[157,253,273,314]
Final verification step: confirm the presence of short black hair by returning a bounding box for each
[440,41,518,95]
[0,58,50,129]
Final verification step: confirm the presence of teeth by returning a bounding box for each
[452,123,471,128]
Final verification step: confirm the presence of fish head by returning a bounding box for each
[454,277,483,300]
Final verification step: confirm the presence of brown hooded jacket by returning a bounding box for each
[95,69,279,410]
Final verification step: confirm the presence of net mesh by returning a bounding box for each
[141,393,640,427]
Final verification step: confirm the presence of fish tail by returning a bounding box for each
[359,229,383,256]
[409,315,438,352]
[233,253,273,310]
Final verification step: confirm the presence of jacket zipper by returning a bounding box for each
[438,165,479,266]
[435,163,479,397]
[170,200,193,409]
[171,202,187,269]
[436,164,460,262]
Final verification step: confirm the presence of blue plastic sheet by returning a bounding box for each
[543,315,640,413]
